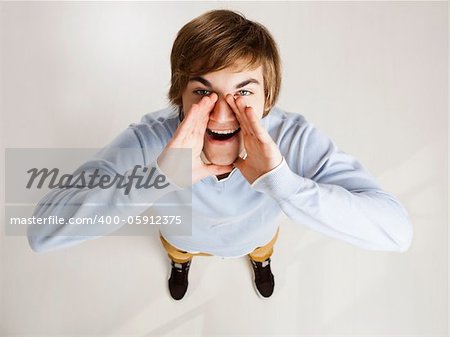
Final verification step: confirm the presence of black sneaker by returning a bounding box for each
[168,259,191,300]
[249,257,275,299]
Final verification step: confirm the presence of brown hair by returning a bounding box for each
[167,9,282,118]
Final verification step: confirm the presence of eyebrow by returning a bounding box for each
[188,76,261,89]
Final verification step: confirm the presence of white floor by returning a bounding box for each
[1,2,447,336]
[1,214,446,337]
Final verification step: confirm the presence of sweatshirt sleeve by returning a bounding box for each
[251,122,413,253]
[27,125,182,253]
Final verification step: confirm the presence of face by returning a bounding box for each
[181,58,265,166]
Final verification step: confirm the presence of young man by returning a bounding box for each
[28,10,413,300]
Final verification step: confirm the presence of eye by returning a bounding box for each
[194,90,211,96]
[237,90,252,96]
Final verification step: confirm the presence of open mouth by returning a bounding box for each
[206,127,241,141]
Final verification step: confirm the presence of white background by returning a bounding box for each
[0,1,448,336]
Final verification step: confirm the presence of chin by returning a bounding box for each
[204,151,238,166]
[210,156,236,166]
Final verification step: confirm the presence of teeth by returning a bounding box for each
[209,127,239,134]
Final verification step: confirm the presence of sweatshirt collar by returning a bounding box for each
[200,149,247,183]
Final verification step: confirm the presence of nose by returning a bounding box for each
[208,95,237,125]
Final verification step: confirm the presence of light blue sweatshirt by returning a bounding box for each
[28,106,413,255]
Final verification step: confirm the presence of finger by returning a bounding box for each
[197,93,218,122]
[234,96,255,124]
[230,105,248,137]
[242,105,272,142]
[183,94,217,136]
[193,93,218,135]
[234,99,271,142]
[225,94,251,135]
[234,97,259,138]
[184,93,217,124]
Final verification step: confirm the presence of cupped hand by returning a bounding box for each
[225,94,283,184]
[157,93,234,187]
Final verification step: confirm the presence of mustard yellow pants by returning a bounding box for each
[159,227,280,263]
